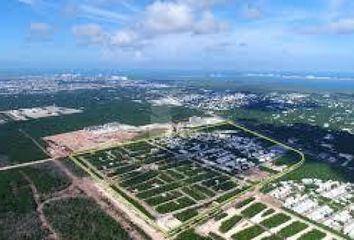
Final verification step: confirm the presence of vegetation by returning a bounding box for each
[274,151,301,166]
[277,221,308,238]
[0,170,45,240]
[111,185,155,219]
[182,187,207,201]
[219,214,242,233]
[282,161,349,182]
[0,88,204,165]
[216,187,249,203]
[175,229,212,240]
[241,202,267,218]
[235,197,255,209]
[259,213,291,229]
[174,209,199,222]
[213,212,228,221]
[260,235,283,240]
[299,229,326,240]
[261,208,275,217]
[63,158,89,177]
[155,196,195,214]
[145,191,182,206]
[44,197,130,240]
[209,232,226,240]
[22,163,71,198]
[231,225,265,240]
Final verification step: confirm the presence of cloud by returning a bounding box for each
[72,24,107,45]
[78,4,129,23]
[18,0,35,5]
[204,41,235,52]
[29,22,53,40]
[72,24,143,50]
[194,11,228,34]
[142,1,227,35]
[296,17,354,35]
[110,30,142,48]
[72,0,228,52]
[243,4,262,19]
[329,18,354,33]
[143,1,195,34]
[177,0,224,9]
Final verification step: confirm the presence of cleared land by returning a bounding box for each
[70,121,303,235]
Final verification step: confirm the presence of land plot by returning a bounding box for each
[73,122,299,231]
[77,140,246,223]
[151,123,291,178]
[196,199,334,240]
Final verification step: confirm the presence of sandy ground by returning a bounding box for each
[43,130,139,157]
[243,168,270,182]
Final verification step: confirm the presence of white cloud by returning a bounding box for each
[72,24,107,44]
[72,0,228,52]
[30,22,51,32]
[110,30,140,48]
[78,4,129,23]
[177,0,223,9]
[72,24,143,50]
[194,11,227,34]
[243,6,262,19]
[18,0,35,5]
[29,22,53,40]
[69,0,232,64]
[329,18,354,33]
[142,1,227,35]
[143,1,195,34]
[296,17,354,35]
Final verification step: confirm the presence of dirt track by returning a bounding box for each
[19,159,159,240]
[20,171,59,240]
[53,159,158,240]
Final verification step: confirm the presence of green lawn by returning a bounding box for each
[277,221,308,238]
[175,229,212,240]
[231,225,265,240]
[259,213,291,229]
[299,229,326,240]
[174,209,199,222]
[219,214,242,233]
[241,202,267,218]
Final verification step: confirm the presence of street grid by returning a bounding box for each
[69,121,306,238]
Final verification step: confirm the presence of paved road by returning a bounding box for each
[0,158,55,172]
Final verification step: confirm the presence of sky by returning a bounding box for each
[1,0,354,72]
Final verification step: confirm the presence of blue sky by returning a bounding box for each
[1,0,354,71]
